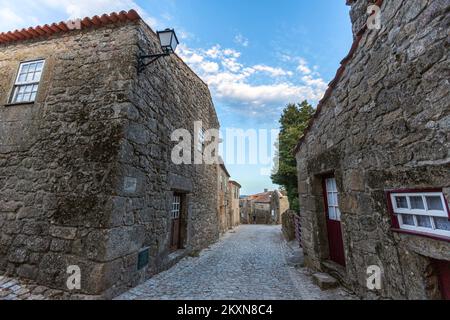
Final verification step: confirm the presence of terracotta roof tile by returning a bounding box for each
[0,9,141,45]
[245,191,272,203]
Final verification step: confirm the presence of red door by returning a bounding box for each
[323,177,346,266]
[170,194,181,251]
[434,260,450,300]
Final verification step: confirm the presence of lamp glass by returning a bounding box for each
[158,29,178,53]
[170,32,179,52]
[158,30,172,49]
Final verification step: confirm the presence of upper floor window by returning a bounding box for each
[389,191,450,238]
[197,127,206,152]
[10,60,45,104]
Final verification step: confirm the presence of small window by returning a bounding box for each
[389,191,450,238]
[171,195,181,219]
[10,60,45,104]
[197,127,206,152]
[325,177,341,221]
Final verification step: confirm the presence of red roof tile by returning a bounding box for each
[245,191,272,203]
[0,9,141,45]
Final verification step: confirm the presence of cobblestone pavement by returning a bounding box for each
[0,276,67,300]
[116,225,356,300]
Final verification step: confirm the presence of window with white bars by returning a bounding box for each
[10,60,45,104]
[325,178,341,221]
[171,195,181,219]
[390,192,450,238]
[197,127,206,152]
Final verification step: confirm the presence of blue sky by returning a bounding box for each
[0,0,353,195]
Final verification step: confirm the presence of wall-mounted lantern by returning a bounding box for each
[138,28,179,73]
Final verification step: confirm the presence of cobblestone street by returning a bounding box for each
[116,225,355,300]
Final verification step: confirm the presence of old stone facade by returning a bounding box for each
[295,0,449,299]
[0,10,220,298]
[228,181,241,229]
[271,190,290,225]
[217,161,231,235]
[240,190,287,225]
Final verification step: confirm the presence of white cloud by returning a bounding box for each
[297,64,312,75]
[0,7,24,31]
[234,34,249,47]
[177,44,327,110]
[252,65,293,77]
[201,61,220,73]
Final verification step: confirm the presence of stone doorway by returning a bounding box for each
[170,193,187,251]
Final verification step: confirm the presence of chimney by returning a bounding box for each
[264,189,268,193]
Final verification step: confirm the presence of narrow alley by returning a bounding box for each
[116,225,354,300]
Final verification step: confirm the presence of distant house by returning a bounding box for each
[270,190,290,225]
[240,189,288,225]
[228,181,241,229]
[216,159,241,234]
[217,160,231,235]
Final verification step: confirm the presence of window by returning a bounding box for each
[171,195,181,219]
[325,177,341,221]
[197,127,206,152]
[389,191,450,238]
[10,60,45,104]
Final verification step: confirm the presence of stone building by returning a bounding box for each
[217,160,231,235]
[240,190,287,225]
[294,0,449,299]
[0,10,220,298]
[228,181,241,229]
[270,190,290,225]
[239,197,252,224]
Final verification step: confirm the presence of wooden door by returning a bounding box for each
[434,260,450,300]
[170,194,181,251]
[323,177,346,266]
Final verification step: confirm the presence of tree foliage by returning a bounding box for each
[271,101,314,212]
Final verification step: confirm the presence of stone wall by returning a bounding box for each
[271,191,290,224]
[282,211,296,242]
[217,165,230,235]
[0,19,220,298]
[254,203,272,224]
[239,199,251,224]
[228,182,241,229]
[295,0,449,299]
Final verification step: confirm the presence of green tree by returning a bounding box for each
[271,101,314,212]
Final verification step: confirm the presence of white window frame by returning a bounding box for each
[171,195,181,219]
[390,192,450,238]
[197,127,206,152]
[325,177,341,221]
[10,59,45,104]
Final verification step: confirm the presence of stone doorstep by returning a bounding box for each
[312,272,339,290]
[321,260,347,282]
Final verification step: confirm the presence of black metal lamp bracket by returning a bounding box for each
[138,53,170,73]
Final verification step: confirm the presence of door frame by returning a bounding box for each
[170,192,184,252]
[433,259,450,300]
[321,173,346,266]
